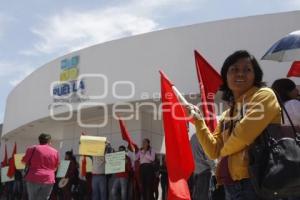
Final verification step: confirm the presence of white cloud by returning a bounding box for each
[21,0,199,55]
[0,61,35,86]
[288,0,300,7]
[30,10,158,54]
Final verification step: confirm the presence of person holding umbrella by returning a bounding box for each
[262,30,300,78]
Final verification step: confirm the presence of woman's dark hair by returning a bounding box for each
[272,78,296,103]
[65,150,76,162]
[119,145,126,151]
[143,138,151,151]
[38,133,51,145]
[65,151,73,157]
[220,50,265,102]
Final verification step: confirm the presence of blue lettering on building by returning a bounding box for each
[53,80,85,96]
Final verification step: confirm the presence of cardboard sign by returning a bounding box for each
[56,160,70,178]
[105,151,125,174]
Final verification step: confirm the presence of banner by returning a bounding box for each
[14,153,25,170]
[79,136,106,156]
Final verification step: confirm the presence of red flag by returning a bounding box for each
[81,132,87,176]
[160,70,194,200]
[7,142,17,178]
[1,144,8,167]
[287,61,300,77]
[118,118,138,152]
[81,156,87,177]
[168,178,191,200]
[194,50,222,132]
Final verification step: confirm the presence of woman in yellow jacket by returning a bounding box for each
[187,50,281,200]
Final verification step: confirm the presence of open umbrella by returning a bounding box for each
[262,30,300,62]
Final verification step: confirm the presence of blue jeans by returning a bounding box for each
[111,177,128,200]
[26,181,53,200]
[92,174,107,200]
[224,179,259,200]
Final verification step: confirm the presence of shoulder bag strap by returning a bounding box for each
[271,88,298,136]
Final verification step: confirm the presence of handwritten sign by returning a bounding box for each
[105,151,125,174]
[79,136,106,156]
[56,160,70,178]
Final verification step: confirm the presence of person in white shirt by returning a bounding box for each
[272,78,300,127]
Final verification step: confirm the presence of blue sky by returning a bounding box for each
[0,0,300,123]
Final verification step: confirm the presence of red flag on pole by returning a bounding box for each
[118,118,138,152]
[287,61,300,77]
[81,132,87,177]
[160,70,194,200]
[194,50,222,132]
[1,144,8,167]
[7,142,17,178]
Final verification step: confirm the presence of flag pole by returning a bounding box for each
[172,86,202,120]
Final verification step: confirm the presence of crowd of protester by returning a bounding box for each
[0,137,171,200]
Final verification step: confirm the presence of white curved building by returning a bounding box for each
[2,11,300,156]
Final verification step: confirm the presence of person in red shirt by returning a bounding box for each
[22,133,59,200]
[111,145,132,200]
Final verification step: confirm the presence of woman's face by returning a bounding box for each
[288,87,299,99]
[65,154,70,160]
[142,140,149,149]
[226,57,255,99]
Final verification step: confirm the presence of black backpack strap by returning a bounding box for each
[271,88,298,136]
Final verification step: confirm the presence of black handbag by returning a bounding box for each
[248,91,300,199]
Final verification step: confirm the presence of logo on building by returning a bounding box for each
[52,55,87,103]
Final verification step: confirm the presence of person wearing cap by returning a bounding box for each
[22,133,60,200]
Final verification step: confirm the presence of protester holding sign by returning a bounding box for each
[92,152,107,200]
[22,133,60,200]
[111,146,132,200]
